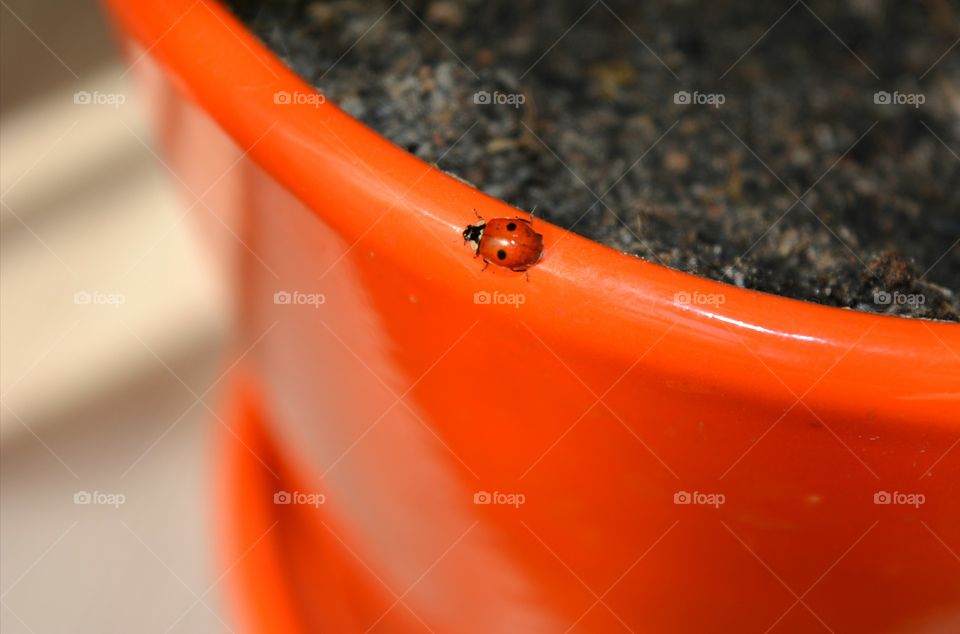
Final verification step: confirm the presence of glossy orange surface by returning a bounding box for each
[105,1,960,632]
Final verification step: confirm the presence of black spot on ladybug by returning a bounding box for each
[506,222,517,231]
[497,249,507,260]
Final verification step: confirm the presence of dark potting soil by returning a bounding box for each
[227,0,960,321]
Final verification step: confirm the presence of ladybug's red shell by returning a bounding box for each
[464,217,544,272]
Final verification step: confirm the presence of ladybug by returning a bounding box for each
[463,212,544,272]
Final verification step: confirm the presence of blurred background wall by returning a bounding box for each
[1,0,232,631]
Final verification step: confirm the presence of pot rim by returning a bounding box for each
[104,0,960,424]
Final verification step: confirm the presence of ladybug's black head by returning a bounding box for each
[462,222,485,246]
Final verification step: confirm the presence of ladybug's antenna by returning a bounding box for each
[530,205,538,218]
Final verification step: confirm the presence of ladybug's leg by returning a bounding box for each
[512,267,530,281]
[509,265,531,280]
[481,260,489,272]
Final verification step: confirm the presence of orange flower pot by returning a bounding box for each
[104,1,960,632]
